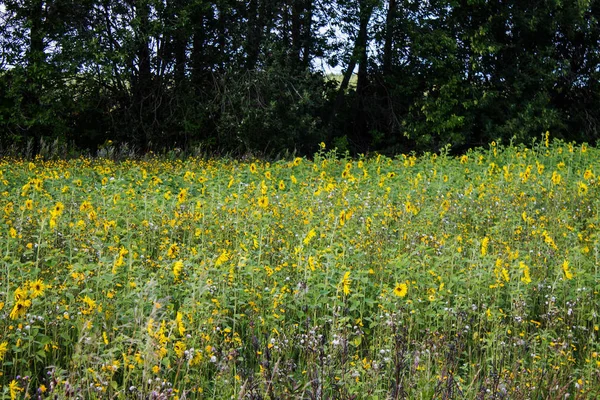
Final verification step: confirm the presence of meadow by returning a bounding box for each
[1,137,599,399]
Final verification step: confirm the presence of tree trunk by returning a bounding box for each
[331,1,373,144]
[301,0,313,70]
[173,29,187,88]
[28,0,45,66]
[291,0,302,68]
[382,0,396,75]
[353,0,372,152]
[136,0,152,89]
[245,0,262,70]
[24,0,46,150]
[132,0,153,146]
[191,11,205,88]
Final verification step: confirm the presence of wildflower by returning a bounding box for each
[174,341,186,358]
[308,255,316,271]
[53,202,65,216]
[258,196,269,208]
[551,171,562,185]
[183,170,195,181]
[438,199,449,213]
[303,229,316,245]
[341,271,351,296]
[14,287,27,301]
[29,279,47,298]
[176,311,186,336]
[177,188,188,204]
[215,251,230,266]
[79,201,93,212]
[113,246,128,273]
[481,237,490,256]
[173,260,184,280]
[542,231,558,250]
[562,260,573,280]
[0,341,8,360]
[167,243,179,258]
[536,161,544,175]
[249,163,257,173]
[278,180,286,190]
[519,262,532,284]
[191,351,203,366]
[577,182,588,196]
[339,210,346,226]
[81,295,97,315]
[10,299,31,320]
[9,380,22,400]
[393,283,408,298]
[147,318,155,336]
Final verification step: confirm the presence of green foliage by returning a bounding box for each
[2,141,600,397]
[0,0,599,155]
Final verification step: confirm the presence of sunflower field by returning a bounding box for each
[1,138,600,399]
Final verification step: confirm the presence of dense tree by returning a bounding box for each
[0,0,598,155]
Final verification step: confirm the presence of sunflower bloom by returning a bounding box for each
[215,251,230,267]
[519,262,532,284]
[167,243,179,258]
[81,295,97,315]
[562,260,573,280]
[341,271,351,296]
[481,237,490,256]
[258,196,269,208]
[303,229,316,245]
[177,188,188,204]
[9,380,23,400]
[10,299,31,320]
[0,341,8,360]
[394,283,408,298]
[176,311,186,336]
[29,279,47,298]
[173,260,184,280]
[174,341,186,358]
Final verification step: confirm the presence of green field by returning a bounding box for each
[1,139,599,399]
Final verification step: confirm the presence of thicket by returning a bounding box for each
[1,0,599,156]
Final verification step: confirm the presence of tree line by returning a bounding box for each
[1,0,599,156]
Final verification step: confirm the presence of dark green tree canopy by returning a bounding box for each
[0,0,598,155]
